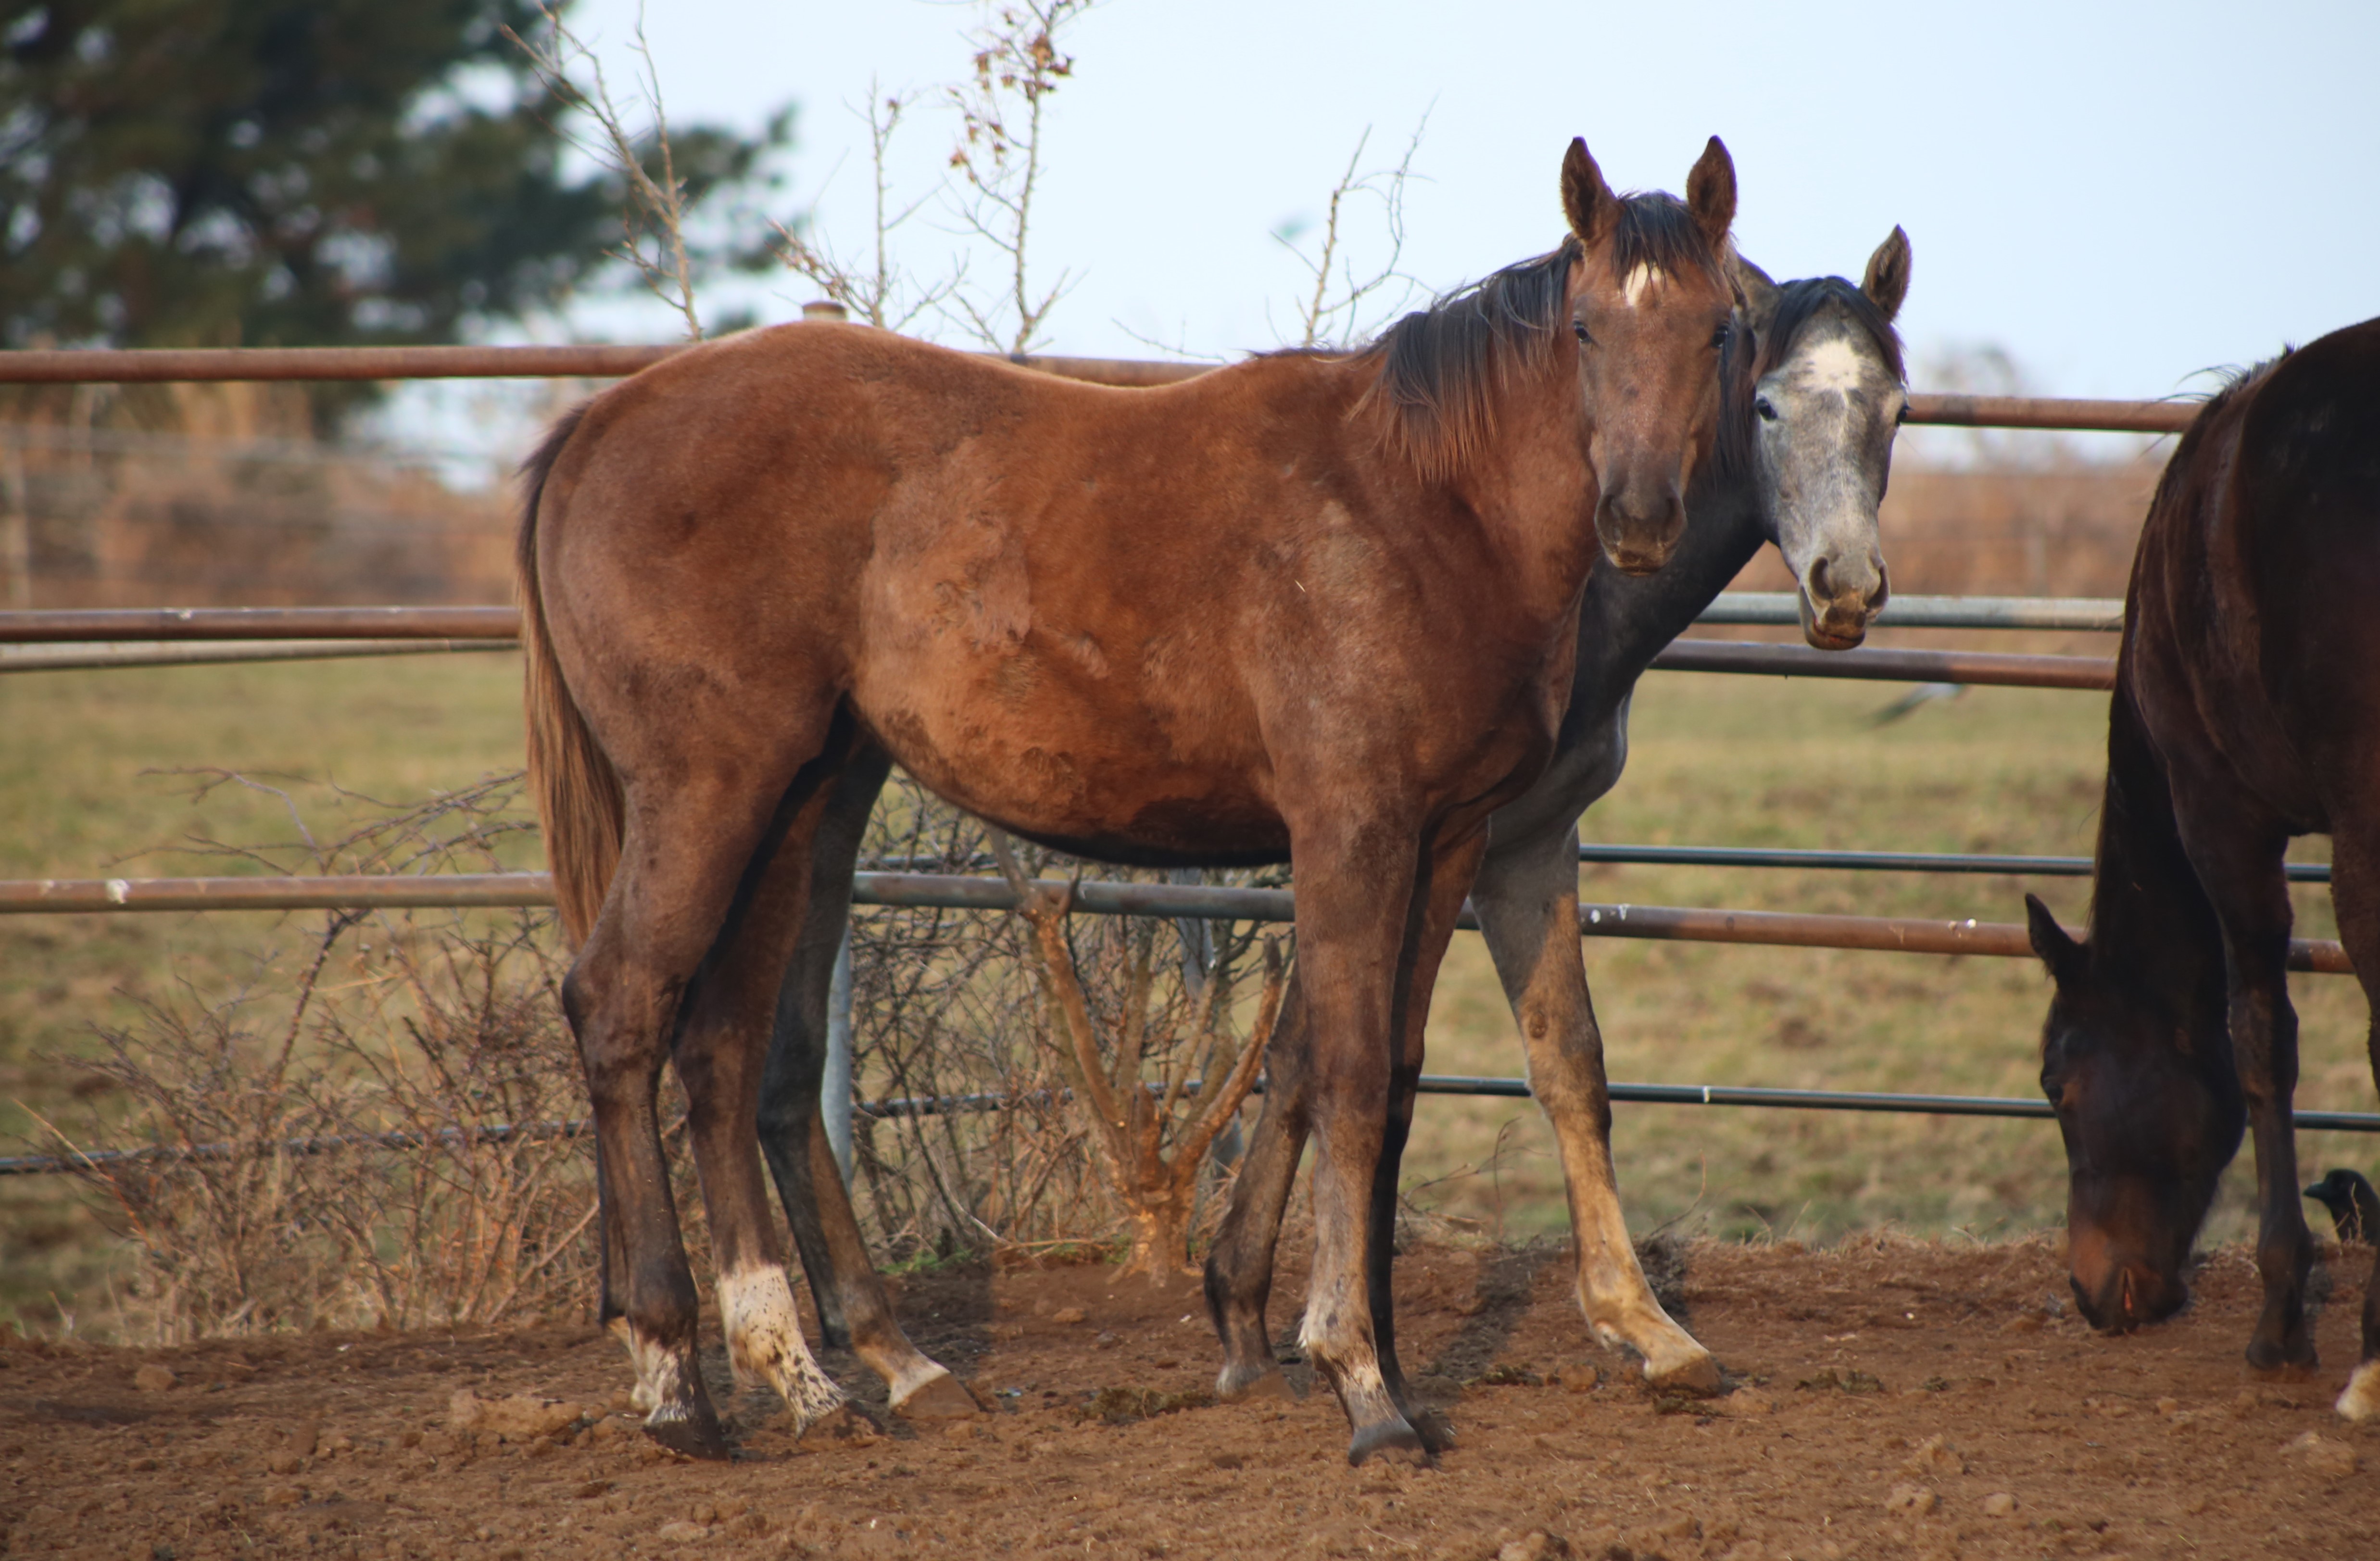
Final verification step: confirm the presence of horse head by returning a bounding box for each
[1560,136,1739,576]
[2026,894,2246,1332]
[1729,230,1909,648]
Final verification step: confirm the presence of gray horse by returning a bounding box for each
[747,231,1912,1421]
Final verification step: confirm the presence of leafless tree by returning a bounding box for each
[1275,122,1429,350]
[988,832,1285,1280]
[941,1,1098,355]
[505,2,707,340]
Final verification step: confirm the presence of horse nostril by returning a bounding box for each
[1865,558,1890,613]
[1806,557,1832,604]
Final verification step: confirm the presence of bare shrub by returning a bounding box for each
[34,774,607,1340]
[990,832,1284,1279]
[839,774,1289,1274]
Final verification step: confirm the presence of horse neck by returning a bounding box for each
[1436,364,1609,621]
[2083,679,2229,1022]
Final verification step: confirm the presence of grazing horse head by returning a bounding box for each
[2026,892,2245,1332]
[1725,230,1910,647]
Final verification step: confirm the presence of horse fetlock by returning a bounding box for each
[608,1314,701,1418]
[1215,1359,1297,1402]
[719,1264,846,1431]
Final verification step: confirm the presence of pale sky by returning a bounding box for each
[390,0,2380,472]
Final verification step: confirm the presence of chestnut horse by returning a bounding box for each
[520,137,1741,1463]
[2024,316,2380,1421]
[1204,234,1913,1405]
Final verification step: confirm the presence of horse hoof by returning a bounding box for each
[1217,1364,1297,1403]
[2247,1338,2319,1378]
[1347,1416,1434,1468]
[642,1404,731,1461]
[892,1370,982,1420]
[800,1403,886,1447]
[1407,1407,1458,1454]
[2336,1360,2380,1422]
[1646,1349,1724,1397]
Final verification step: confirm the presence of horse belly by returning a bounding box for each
[852,652,1290,865]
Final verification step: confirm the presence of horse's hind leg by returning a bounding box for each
[1203,980,1315,1400]
[2327,821,2380,1420]
[1357,825,1491,1457]
[1469,823,1719,1392]
[570,716,849,1456]
[756,745,979,1420]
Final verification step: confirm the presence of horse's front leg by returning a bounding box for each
[1202,980,1315,1400]
[1286,815,1430,1465]
[1470,822,1720,1392]
[2175,801,2314,1373]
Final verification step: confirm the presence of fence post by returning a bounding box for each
[823,925,856,1188]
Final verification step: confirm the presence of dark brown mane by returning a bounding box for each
[1358,192,1728,481]
[1715,277,1904,480]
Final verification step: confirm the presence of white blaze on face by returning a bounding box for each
[1796,338,1868,393]
[1621,264,1662,309]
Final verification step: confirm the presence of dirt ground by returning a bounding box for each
[3,1238,2375,1560]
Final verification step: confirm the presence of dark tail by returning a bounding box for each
[515,403,623,949]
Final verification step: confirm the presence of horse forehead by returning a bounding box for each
[1783,336,1878,394]
[1621,264,1661,308]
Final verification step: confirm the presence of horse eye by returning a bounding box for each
[1573,322,1591,344]
[1895,403,1910,425]
[1755,396,1779,423]
[1710,323,1731,350]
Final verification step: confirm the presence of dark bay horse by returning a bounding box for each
[1205,234,1912,1403]
[520,136,1742,1464]
[2023,316,2380,1421]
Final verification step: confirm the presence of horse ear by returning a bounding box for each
[1862,226,1912,322]
[2026,893,2087,987]
[1731,254,1781,330]
[1686,136,1737,251]
[1561,137,1616,248]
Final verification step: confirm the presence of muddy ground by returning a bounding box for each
[3,1238,2375,1560]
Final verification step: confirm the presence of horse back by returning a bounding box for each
[2235,320,2380,789]
[2127,316,2380,829]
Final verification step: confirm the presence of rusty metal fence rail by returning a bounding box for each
[13,341,2347,1175]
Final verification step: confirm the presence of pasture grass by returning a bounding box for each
[1,655,2372,1330]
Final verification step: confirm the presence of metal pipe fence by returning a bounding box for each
[11,1070,2377,1179]
[1575,841,2334,884]
[15,343,2351,1188]
[0,606,2124,688]
[0,344,2209,436]
[0,869,2352,975]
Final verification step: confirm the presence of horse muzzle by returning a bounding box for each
[1798,554,1889,650]
[1596,486,1686,577]
[2070,1257,2189,1334]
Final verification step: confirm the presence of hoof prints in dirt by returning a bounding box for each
[3,1241,2379,1559]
